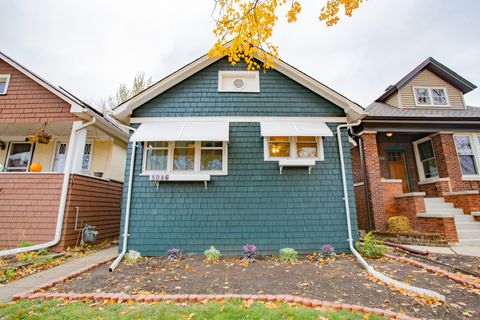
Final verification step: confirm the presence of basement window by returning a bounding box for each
[0,74,11,95]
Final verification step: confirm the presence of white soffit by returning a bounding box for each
[130,121,230,142]
[260,121,333,137]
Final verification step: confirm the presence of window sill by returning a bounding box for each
[278,159,316,174]
[146,172,212,189]
[417,177,449,185]
[462,175,480,181]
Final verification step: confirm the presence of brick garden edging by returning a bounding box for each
[385,253,480,289]
[10,258,418,320]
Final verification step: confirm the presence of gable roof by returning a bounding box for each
[376,57,477,103]
[0,51,128,141]
[112,52,366,123]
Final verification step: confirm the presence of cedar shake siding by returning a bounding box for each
[120,58,357,255]
[0,58,76,123]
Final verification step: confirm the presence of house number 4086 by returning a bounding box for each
[149,174,170,181]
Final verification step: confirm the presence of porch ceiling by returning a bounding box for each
[0,122,73,138]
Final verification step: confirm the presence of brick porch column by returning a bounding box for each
[361,132,387,230]
[430,133,465,192]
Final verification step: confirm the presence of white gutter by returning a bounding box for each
[336,122,445,301]
[109,124,137,272]
[0,118,97,257]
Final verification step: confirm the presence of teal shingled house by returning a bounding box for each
[111,51,365,257]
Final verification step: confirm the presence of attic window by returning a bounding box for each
[218,71,260,92]
[0,74,11,95]
[413,87,449,106]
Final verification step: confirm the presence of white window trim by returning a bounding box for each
[218,71,260,93]
[412,86,450,107]
[453,133,480,180]
[0,74,11,95]
[141,141,228,176]
[5,141,34,172]
[264,136,324,161]
[412,136,439,181]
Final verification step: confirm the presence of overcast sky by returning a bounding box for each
[1,0,479,110]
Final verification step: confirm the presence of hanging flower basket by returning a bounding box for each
[27,123,52,144]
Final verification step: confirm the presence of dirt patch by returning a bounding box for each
[48,255,480,320]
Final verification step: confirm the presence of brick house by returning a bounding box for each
[351,57,480,246]
[111,52,365,256]
[0,52,128,252]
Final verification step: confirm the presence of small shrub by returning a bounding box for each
[19,241,34,248]
[388,216,412,233]
[167,248,182,261]
[16,252,34,262]
[6,268,15,280]
[355,232,388,258]
[38,249,48,256]
[125,250,141,264]
[242,244,257,263]
[279,248,298,263]
[204,246,221,263]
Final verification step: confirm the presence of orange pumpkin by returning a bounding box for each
[30,163,42,172]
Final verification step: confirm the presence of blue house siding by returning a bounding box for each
[132,59,345,118]
[119,123,357,255]
[119,58,358,256]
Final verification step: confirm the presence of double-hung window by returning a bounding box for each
[454,135,479,176]
[413,138,439,180]
[143,141,227,175]
[265,136,323,160]
[413,87,449,106]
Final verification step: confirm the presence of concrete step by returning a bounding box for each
[425,208,465,215]
[425,202,455,210]
[457,230,480,239]
[454,215,476,222]
[424,197,445,204]
[456,222,480,231]
[455,239,480,246]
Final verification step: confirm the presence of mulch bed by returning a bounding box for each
[46,254,480,320]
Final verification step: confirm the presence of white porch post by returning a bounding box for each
[69,121,88,174]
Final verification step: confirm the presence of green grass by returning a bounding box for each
[0,299,390,320]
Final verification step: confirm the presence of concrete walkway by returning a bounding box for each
[402,245,480,257]
[0,247,117,304]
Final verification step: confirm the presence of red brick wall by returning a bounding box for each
[354,184,369,231]
[417,216,458,243]
[361,133,387,230]
[381,181,403,217]
[350,146,363,184]
[0,173,123,251]
[0,58,77,123]
[0,173,63,248]
[394,194,426,226]
[443,193,480,215]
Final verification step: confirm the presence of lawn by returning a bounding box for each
[0,299,389,320]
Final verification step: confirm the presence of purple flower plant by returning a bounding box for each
[321,244,335,257]
[167,248,182,261]
[243,244,257,263]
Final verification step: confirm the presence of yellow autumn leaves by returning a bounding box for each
[209,0,364,70]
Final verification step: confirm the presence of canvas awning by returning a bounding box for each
[260,121,333,137]
[130,121,230,141]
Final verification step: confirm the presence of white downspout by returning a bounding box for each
[109,126,137,272]
[336,122,445,301]
[0,118,96,257]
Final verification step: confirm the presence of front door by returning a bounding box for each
[387,151,410,193]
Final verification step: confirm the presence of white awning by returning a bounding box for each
[130,121,230,142]
[260,121,333,137]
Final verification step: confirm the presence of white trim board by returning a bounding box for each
[130,116,347,124]
[112,50,365,123]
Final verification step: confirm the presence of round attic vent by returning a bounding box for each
[233,78,246,90]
